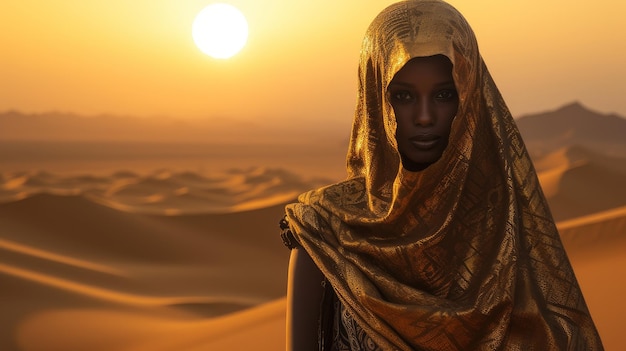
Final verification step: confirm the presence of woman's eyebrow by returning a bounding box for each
[388,81,413,88]
[387,80,456,88]
[435,80,456,87]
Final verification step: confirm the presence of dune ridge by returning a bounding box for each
[15,298,287,351]
[555,207,626,350]
[558,205,626,256]
[536,145,626,221]
[0,167,331,214]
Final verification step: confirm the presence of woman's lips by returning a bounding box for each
[409,134,440,149]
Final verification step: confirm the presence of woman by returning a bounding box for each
[281,0,603,350]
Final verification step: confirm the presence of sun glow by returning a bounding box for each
[192,3,249,59]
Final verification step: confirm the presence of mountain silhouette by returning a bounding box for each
[516,101,626,158]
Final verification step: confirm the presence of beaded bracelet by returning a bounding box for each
[279,216,299,249]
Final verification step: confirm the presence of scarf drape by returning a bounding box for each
[285,1,603,349]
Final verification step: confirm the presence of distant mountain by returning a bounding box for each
[2,102,624,157]
[0,110,236,143]
[516,102,626,158]
[0,110,346,145]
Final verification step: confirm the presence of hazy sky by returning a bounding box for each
[2,0,625,129]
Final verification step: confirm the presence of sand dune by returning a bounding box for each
[14,297,286,351]
[557,206,626,350]
[560,205,626,255]
[0,167,331,214]
[1,120,625,350]
[0,140,349,182]
[0,165,623,350]
[536,145,626,221]
[0,192,292,299]
[0,170,299,350]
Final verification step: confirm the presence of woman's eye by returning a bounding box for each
[390,91,413,103]
[435,89,458,100]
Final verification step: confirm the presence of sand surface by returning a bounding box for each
[1,141,625,350]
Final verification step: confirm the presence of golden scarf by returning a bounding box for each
[285,0,603,349]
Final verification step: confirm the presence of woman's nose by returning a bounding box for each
[414,101,435,126]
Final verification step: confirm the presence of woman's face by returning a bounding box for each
[387,55,459,170]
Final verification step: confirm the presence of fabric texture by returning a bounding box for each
[332,294,383,351]
[285,0,604,349]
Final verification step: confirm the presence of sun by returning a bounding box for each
[192,3,249,59]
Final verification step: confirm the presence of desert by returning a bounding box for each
[1,102,625,350]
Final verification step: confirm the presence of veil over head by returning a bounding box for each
[285,0,603,349]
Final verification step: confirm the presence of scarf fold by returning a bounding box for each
[286,1,603,349]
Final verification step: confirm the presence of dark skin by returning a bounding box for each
[286,247,325,351]
[286,55,458,350]
[389,55,459,170]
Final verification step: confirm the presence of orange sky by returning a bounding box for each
[1,0,625,128]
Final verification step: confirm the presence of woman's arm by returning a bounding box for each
[286,246,326,351]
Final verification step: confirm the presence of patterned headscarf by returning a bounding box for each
[285,0,603,349]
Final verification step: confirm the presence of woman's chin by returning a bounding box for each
[401,158,434,172]
[400,152,443,171]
